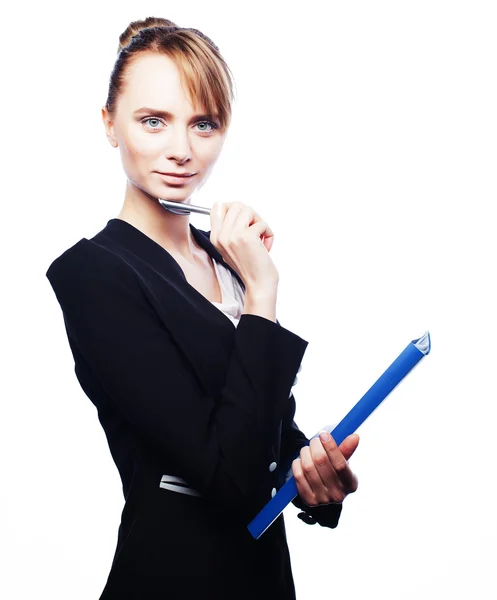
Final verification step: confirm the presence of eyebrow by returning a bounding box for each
[133,107,219,122]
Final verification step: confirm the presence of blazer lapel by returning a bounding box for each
[90,218,244,397]
[189,224,246,293]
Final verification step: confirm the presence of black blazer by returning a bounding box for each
[46,218,342,599]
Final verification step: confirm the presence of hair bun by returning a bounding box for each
[118,17,179,52]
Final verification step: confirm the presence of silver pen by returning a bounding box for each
[158,198,211,216]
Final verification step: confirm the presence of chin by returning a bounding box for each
[156,188,194,203]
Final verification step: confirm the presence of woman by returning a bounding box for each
[46,17,359,599]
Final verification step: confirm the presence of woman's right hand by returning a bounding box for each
[209,201,279,296]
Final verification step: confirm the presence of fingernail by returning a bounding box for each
[319,430,331,442]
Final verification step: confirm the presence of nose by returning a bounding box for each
[165,125,192,164]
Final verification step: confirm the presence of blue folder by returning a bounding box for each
[248,331,431,539]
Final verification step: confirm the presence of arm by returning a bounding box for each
[46,240,308,524]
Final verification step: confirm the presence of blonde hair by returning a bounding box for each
[105,17,236,131]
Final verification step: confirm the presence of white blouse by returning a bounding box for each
[209,258,245,327]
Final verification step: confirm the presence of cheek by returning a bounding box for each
[119,131,161,174]
[197,139,224,168]
[122,135,160,160]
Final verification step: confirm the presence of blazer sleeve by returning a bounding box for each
[279,393,343,529]
[46,240,308,524]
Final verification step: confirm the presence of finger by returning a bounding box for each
[227,204,273,240]
[210,201,231,244]
[223,203,274,251]
[308,437,350,503]
[338,434,360,461]
[299,444,334,505]
[308,436,336,489]
[264,235,274,253]
[230,203,257,234]
[218,202,245,246]
[234,206,274,252]
[291,456,317,506]
[249,219,274,249]
[318,431,358,493]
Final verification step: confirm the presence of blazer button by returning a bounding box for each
[269,461,277,472]
[271,487,277,498]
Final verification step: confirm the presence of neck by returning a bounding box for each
[117,180,200,263]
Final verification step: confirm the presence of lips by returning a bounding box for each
[158,172,195,177]
[157,172,196,185]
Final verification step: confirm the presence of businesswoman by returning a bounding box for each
[46,17,359,599]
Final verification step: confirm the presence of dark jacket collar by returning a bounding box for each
[99,218,246,292]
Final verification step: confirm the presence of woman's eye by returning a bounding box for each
[195,121,217,133]
[142,118,164,130]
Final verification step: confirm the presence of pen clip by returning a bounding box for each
[158,198,211,216]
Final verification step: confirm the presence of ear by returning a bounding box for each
[101,106,118,148]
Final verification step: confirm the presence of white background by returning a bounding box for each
[2,1,496,598]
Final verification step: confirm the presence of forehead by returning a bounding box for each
[120,51,202,115]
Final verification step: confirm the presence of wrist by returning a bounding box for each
[242,287,278,322]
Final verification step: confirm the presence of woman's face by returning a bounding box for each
[102,51,227,202]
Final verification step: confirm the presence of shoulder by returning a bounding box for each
[45,237,133,294]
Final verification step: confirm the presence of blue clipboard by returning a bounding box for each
[247,331,431,539]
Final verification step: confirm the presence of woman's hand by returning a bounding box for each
[292,431,360,506]
[209,201,279,293]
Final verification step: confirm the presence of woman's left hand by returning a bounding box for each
[292,431,360,506]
